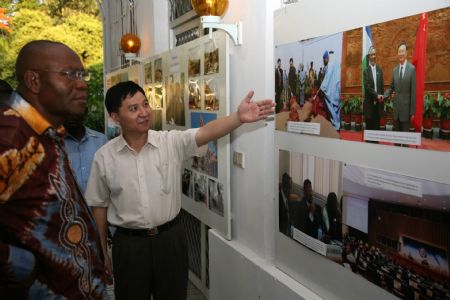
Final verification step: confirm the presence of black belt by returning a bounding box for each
[115,215,180,236]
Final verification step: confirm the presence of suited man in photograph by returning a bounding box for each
[295,179,323,239]
[288,58,297,100]
[275,58,283,113]
[384,42,416,132]
[363,46,384,133]
[279,173,292,236]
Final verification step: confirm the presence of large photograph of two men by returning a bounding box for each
[275,6,450,152]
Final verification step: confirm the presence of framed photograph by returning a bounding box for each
[204,77,220,111]
[204,41,219,75]
[275,6,450,152]
[188,45,201,77]
[144,61,152,84]
[189,79,202,110]
[278,149,450,300]
[166,73,186,126]
[194,172,207,204]
[154,57,163,83]
[182,168,194,198]
[191,112,218,178]
[208,179,224,217]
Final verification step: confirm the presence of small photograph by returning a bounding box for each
[191,112,218,178]
[154,58,163,83]
[208,179,224,217]
[151,109,162,131]
[204,41,219,75]
[182,168,193,198]
[204,78,219,111]
[144,85,154,108]
[194,172,207,204]
[110,72,128,88]
[154,85,163,109]
[189,79,201,110]
[275,32,343,139]
[166,73,186,126]
[144,61,152,84]
[188,46,201,77]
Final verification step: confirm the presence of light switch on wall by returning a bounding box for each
[233,151,245,168]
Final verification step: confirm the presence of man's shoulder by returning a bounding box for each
[93,135,118,156]
[0,109,29,146]
[406,62,416,72]
[86,127,107,139]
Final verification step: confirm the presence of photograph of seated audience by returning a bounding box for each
[275,7,450,152]
[340,164,450,299]
[279,151,450,299]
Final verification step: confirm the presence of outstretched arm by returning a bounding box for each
[195,91,274,147]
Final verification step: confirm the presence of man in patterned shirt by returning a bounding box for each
[0,40,108,299]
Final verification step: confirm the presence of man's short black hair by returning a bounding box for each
[0,79,13,94]
[397,41,407,51]
[303,179,312,189]
[289,58,293,63]
[277,58,281,63]
[105,81,146,114]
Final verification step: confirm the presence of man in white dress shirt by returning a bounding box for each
[85,81,274,300]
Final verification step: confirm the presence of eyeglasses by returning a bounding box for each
[35,70,91,82]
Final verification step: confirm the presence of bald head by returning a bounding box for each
[16,40,77,86]
[14,40,88,126]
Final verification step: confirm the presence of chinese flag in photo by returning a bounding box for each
[412,12,428,132]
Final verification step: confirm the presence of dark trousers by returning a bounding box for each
[393,118,411,147]
[393,118,410,132]
[275,92,282,113]
[364,112,380,143]
[365,112,380,130]
[112,221,188,300]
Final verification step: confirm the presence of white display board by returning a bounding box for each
[174,32,231,240]
[274,0,450,299]
[105,32,231,240]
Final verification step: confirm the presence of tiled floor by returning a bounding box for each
[105,280,206,299]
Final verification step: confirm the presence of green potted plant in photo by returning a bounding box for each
[422,93,439,138]
[382,98,394,130]
[349,95,363,131]
[422,94,436,127]
[340,96,351,130]
[437,92,450,139]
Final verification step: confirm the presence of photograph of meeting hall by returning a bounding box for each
[275,6,450,151]
[343,164,450,299]
[278,151,450,299]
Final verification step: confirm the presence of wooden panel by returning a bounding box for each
[341,7,450,94]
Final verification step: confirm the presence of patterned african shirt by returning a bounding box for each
[0,92,108,299]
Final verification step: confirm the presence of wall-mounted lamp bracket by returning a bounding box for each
[124,52,146,63]
[200,16,243,46]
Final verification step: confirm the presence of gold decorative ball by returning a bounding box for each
[120,33,141,54]
[191,0,229,17]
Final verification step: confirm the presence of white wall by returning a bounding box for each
[100,0,449,299]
